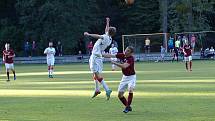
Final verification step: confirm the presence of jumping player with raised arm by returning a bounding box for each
[84,17,116,100]
[103,46,136,113]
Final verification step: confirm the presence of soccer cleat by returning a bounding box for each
[92,91,101,98]
[123,107,129,113]
[127,106,132,111]
[6,79,10,82]
[123,106,132,113]
[49,75,53,78]
[106,89,112,100]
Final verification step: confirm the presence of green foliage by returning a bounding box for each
[0,0,215,55]
[167,0,214,32]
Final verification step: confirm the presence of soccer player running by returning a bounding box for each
[3,43,16,81]
[109,43,118,71]
[84,17,116,100]
[44,42,56,78]
[103,46,136,113]
[183,40,192,71]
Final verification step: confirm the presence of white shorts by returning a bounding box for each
[184,56,192,62]
[118,75,136,92]
[47,59,55,66]
[89,55,103,73]
[110,58,117,62]
[5,63,14,70]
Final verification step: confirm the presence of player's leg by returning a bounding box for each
[172,54,175,62]
[111,58,117,71]
[94,72,112,100]
[10,64,16,80]
[89,56,100,98]
[118,76,132,113]
[176,54,179,62]
[184,57,189,70]
[95,58,112,100]
[5,64,10,81]
[92,74,101,98]
[126,75,136,112]
[189,56,192,71]
[47,59,51,77]
[50,59,55,78]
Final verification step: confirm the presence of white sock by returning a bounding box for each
[48,70,51,75]
[50,69,53,75]
[101,79,109,92]
[95,80,100,91]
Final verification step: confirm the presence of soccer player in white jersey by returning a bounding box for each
[109,43,118,71]
[44,42,56,78]
[84,17,116,100]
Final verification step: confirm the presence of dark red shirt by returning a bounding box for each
[3,49,15,64]
[183,44,192,57]
[116,53,135,76]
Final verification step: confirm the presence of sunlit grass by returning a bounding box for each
[0,61,215,121]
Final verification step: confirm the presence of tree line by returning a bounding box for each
[0,0,214,56]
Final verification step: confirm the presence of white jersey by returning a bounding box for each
[92,33,112,57]
[44,47,56,60]
[109,47,118,55]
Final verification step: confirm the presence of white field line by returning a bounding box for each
[0,90,215,97]
[1,80,215,85]
[0,70,198,77]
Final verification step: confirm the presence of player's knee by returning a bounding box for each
[118,92,123,98]
[128,88,134,93]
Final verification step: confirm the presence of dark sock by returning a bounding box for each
[13,71,16,77]
[7,72,9,80]
[119,96,127,106]
[127,93,133,106]
[186,62,188,70]
[190,61,192,70]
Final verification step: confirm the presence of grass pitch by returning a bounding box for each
[0,60,215,121]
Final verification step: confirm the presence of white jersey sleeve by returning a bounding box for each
[44,48,48,54]
[91,33,112,57]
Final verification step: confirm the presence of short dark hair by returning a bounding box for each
[127,46,134,53]
[109,27,116,36]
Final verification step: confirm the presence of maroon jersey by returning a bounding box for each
[3,49,15,64]
[183,44,192,57]
[116,53,135,76]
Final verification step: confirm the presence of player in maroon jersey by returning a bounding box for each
[183,41,192,71]
[2,43,16,81]
[103,46,136,113]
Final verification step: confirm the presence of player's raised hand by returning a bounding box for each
[84,32,89,36]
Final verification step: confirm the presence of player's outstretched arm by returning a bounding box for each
[84,32,103,39]
[44,49,48,54]
[112,61,130,69]
[105,17,110,33]
[102,53,116,58]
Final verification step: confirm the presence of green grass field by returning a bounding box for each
[0,61,215,121]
